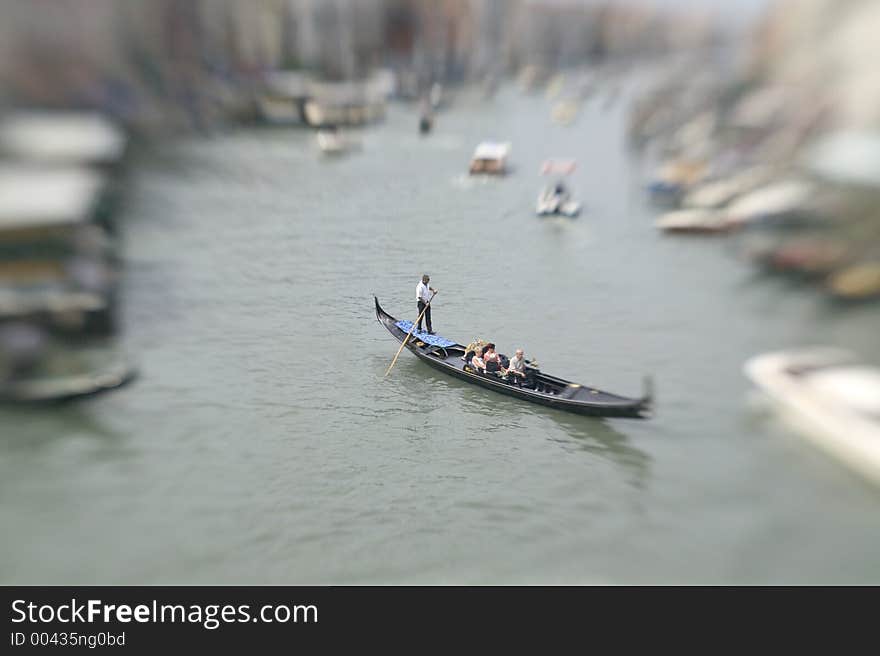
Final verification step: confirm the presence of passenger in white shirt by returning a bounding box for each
[505,349,527,385]
[415,273,437,334]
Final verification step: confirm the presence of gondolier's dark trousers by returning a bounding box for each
[417,300,432,333]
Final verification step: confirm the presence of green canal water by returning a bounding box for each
[2,83,879,584]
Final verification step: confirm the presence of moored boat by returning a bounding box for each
[0,338,136,403]
[682,166,773,210]
[646,159,708,207]
[375,297,652,418]
[826,262,880,301]
[0,164,136,402]
[725,179,814,228]
[744,347,880,486]
[256,71,311,125]
[655,208,729,233]
[0,111,127,169]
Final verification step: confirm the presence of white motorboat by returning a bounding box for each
[536,159,581,217]
[536,185,581,217]
[744,347,880,486]
[469,141,510,175]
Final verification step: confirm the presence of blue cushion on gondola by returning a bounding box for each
[395,320,458,348]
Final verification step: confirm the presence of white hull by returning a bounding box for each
[536,188,580,217]
[655,208,729,233]
[744,348,880,486]
[536,200,581,217]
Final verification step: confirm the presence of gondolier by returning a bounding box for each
[416,273,436,334]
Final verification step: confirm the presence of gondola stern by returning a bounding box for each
[638,375,655,418]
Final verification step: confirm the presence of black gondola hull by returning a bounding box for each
[375,297,652,419]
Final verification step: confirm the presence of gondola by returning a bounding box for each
[375,297,653,419]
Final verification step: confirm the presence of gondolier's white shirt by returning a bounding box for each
[416,281,433,303]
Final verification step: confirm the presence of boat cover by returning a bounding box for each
[473,142,510,160]
[395,320,458,348]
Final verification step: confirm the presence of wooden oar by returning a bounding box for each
[384,291,437,378]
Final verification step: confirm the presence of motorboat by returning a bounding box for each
[536,159,581,217]
[469,141,510,175]
[536,184,581,217]
[744,347,880,486]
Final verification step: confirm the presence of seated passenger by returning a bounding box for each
[509,349,540,388]
[482,343,502,373]
[470,347,486,373]
[504,348,527,384]
[463,338,486,362]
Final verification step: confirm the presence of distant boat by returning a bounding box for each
[682,166,774,210]
[537,186,581,217]
[0,111,127,168]
[0,165,119,332]
[744,347,880,486]
[655,208,729,234]
[418,98,433,135]
[0,345,136,403]
[551,99,580,126]
[763,237,850,277]
[646,159,708,207]
[419,114,433,135]
[316,127,358,156]
[536,159,581,217]
[735,233,850,277]
[256,71,311,125]
[0,164,135,402]
[725,179,814,228]
[303,78,387,127]
[469,141,510,175]
[826,262,880,301]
